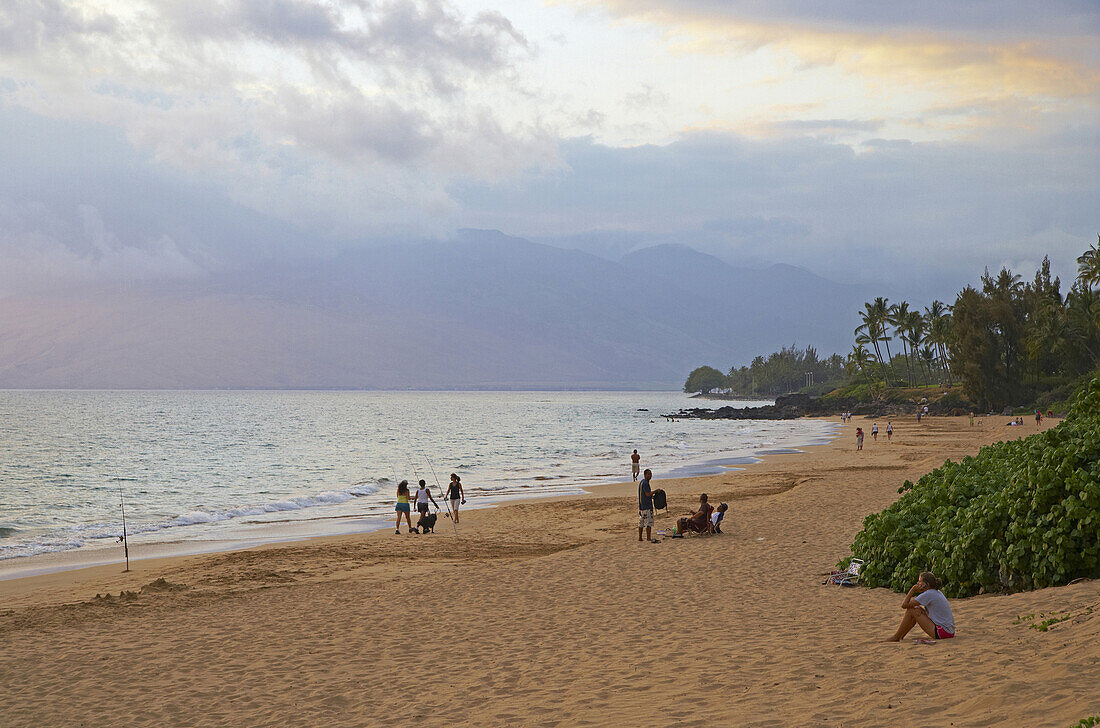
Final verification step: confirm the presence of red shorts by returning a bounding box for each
[934,625,955,639]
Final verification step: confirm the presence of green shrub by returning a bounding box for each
[846,375,1100,597]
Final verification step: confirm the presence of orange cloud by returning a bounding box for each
[564,0,1100,101]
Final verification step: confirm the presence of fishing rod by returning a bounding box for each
[116,478,131,573]
[421,452,457,536]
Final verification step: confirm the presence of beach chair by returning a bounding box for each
[826,558,863,586]
[710,505,727,534]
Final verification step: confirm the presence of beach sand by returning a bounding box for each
[1,415,1097,727]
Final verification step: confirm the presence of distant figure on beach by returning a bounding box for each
[1035,410,1042,425]
[414,480,438,531]
[631,449,641,481]
[677,493,712,534]
[969,412,974,426]
[447,473,465,524]
[856,427,864,451]
[887,572,955,642]
[886,422,893,441]
[871,423,879,441]
[638,468,657,543]
[395,480,413,534]
[916,411,922,423]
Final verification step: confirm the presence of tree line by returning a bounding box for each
[685,239,1100,411]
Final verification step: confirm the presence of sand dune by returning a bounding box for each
[1,415,1097,727]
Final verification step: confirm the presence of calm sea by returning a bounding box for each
[0,391,836,563]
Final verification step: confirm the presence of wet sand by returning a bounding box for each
[1,415,1097,727]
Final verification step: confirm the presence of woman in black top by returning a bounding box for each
[447,473,466,524]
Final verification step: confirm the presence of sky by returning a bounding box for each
[0,0,1097,297]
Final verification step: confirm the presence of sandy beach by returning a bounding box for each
[1,415,1097,727]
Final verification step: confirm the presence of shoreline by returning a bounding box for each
[3,413,1096,728]
[0,417,837,583]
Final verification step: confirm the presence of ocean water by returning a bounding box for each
[0,391,837,562]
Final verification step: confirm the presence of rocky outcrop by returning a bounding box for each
[664,393,917,420]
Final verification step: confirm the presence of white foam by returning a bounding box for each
[0,482,382,560]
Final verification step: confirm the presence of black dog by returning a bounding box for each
[416,511,438,534]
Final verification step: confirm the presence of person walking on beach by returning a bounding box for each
[638,468,657,543]
[631,449,641,481]
[415,479,438,520]
[1036,409,1042,426]
[871,423,879,441]
[886,422,893,441]
[856,427,864,451]
[447,473,465,524]
[887,572,955,642]
[395,480,413,534]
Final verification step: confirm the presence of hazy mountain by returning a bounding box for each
[0,231,869,389]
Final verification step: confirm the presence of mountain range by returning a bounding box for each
[0,231,869,388]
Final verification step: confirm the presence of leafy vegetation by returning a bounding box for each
[684,239,1100,411]
[683,366,728,394]
[684,346,847,397]
[846,374,1100,597]
[1013,604,1094,632]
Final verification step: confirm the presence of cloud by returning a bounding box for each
[571,0,1100,40]
[567,0,1100,112]
[453,128,1100,292]
[0,0,548,222]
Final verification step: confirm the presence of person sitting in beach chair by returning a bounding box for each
[677,493,714,534]
[710,502,728,534]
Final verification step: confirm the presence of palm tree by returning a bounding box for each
[905,310,927,383]
[919,345,937,381]
[924,301,953,386]
[848,343,876,383]
[888,302,913,386]
[855,298,892,384]
[870,297,893,367]
[1077,235,1100,291]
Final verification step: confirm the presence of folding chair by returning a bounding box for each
[826,558,863,586]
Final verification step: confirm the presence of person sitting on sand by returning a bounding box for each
[677,493,713,534]
[447,473,465,524]
[710,502,728,534]
[395,480,413,534]
[887,571,956,642]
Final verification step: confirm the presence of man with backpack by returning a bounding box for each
[638,469,658,543]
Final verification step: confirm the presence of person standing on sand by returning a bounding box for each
[872,423,879,441]
[1036,410,1042,426]
[447,473,465,524]
[887,572,955,642]
[631,449,641,481]
[414,479,438,532]
[638,468,657,542]
[395,480,413,534]
[969,412,975,426]
[856,427,864,451]
[886,422,893,441]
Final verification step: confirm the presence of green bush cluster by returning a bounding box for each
[847,375,1100,597]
